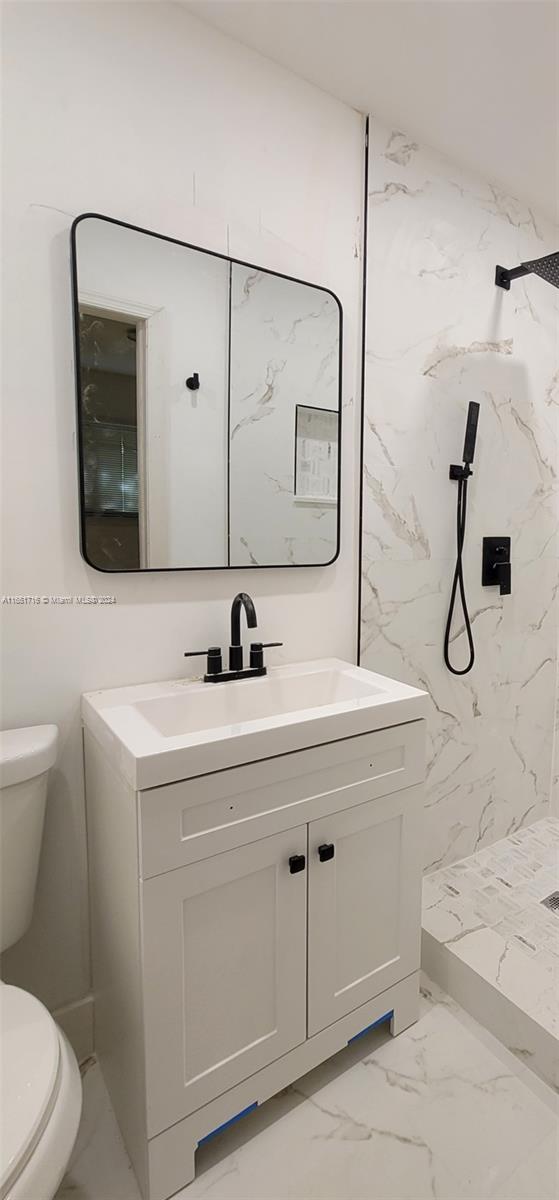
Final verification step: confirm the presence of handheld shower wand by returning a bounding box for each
[444,402,480,676]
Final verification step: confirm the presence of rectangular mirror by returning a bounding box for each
[71,214,342,571]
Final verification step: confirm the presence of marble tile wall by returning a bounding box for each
[229,265,340,565]
[361,120,559,872]
[552,660,559,815]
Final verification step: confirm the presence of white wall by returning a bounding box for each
[361,120,558,872]
[0,2,363,1015]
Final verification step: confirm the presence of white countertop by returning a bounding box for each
[82,657,428,789]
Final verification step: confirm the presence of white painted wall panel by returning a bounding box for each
[0,1,363,1011]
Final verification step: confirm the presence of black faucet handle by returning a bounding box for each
[495,561,511,596]
[184,647,223,675]
[249,641,283,669]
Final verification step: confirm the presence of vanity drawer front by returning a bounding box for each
[139,720,424,878]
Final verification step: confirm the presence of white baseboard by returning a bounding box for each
[54,994,94,1063]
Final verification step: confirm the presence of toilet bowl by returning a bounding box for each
[1,983,82,1200]
[0,726,82,1200]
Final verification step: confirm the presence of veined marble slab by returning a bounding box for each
[423,817,559,1090]
[56,977,558,1200]
[360,118,559,873]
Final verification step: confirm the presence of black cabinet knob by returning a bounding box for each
[288,854,306,874]
[318,843,335,863]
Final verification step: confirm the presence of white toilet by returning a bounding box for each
[0,726,82,1200]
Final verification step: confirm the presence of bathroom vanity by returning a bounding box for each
[83,659,427,1200]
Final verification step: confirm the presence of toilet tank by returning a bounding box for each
[0,726,58,953]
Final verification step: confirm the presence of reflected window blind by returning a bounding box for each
[83,421,138,515]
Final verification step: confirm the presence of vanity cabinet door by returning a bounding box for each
[307,786,422,1037]
[141,826,307,1136]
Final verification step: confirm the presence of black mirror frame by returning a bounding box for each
[71,212,343,573]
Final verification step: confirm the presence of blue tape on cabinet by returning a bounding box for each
[197,1102,258,1147]
[347,1009,393,1045]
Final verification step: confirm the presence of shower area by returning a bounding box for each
[359,120,558,1088]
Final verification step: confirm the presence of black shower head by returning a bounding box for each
[495,251,559,291]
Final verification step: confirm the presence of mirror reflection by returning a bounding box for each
[72,215,341,571]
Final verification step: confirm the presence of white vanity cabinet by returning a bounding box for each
[84,676,426,1200]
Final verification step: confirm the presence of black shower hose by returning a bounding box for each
[443,475,475,675]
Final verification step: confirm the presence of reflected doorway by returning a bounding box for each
[79,309,146,569]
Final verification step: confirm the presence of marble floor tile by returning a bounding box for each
[490,1129,559,1200]
[56,978,558,1200]
[422,818,559,1090]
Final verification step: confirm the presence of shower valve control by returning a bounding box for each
[482,537,511,596]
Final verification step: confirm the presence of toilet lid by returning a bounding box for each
[0,984,61,1194]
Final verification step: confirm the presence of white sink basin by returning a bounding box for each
[82,658,428,788]
[135,666,383,737]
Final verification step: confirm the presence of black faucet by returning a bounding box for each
[229,592,257,671]
[184,591,282,683]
